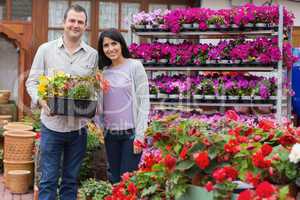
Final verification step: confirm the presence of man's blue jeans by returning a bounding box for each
[104,129,142,184]
[39,124,87,200]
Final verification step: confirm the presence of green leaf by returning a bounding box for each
[278,148,289,161]
[152,121,165,132]
[141,184,158,197]
[152,163,165,172]
[188,143,204,154]
[208,146,218,159]
[174,144,182,154]
[176,160,194,171]
[186,165,200,179]
[174,184,188,199]
[285,163,298,180]
[279,185,289,200]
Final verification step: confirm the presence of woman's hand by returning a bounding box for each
[133,139,146,154]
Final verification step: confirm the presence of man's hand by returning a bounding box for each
[38,99,52,116]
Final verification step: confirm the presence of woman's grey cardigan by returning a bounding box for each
[98,59,150,141]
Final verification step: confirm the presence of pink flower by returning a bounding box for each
[205,181,214,192]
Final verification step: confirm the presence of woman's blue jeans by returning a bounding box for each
[39,124,87,200]
[104,129,142,183]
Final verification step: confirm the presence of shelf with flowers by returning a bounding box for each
[129,38,296,71]
[104,110,300,200]
[130,4,293,35]
[130,3,294,122]
[148,73,291,106]
[37,71,109,118]
[148,109,280,125]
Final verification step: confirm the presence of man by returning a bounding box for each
[26,4,97,200]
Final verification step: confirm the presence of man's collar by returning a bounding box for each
[58,36,88,52]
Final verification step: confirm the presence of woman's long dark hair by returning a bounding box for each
[98,28,131,69]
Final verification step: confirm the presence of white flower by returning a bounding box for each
[289,143,300,164]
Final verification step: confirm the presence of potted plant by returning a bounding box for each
[208,15,226,30]
[79,178,112,200]
[38,71,108,118]
[149,82,158,99]
[201,79,215,100]
[131,11,148,30]
[193,84,204,100]
[192,44,209,65]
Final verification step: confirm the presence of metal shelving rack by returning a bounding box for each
[131,5,291,123]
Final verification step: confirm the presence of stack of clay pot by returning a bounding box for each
[3,122,35,191]
[0,90,11,104]
[0,115,12,128]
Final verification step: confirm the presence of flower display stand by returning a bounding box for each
[131,5,292,123]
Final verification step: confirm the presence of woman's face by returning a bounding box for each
[102,37,123,61]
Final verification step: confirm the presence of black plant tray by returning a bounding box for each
[143,61,277,67]
[150,96,276,105]
[47,97,97,118]
[132,25,278,32]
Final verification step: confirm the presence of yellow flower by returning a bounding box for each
[38,75,50,98]
[55,71,70,78]
[38,84,47,97]
[39,75,49,85]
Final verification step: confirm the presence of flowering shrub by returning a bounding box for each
[131,4,294,33]
[105,110,300,200]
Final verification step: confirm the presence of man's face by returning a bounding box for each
[63,9,87,40]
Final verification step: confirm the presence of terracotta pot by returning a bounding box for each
[3,160,34,187]
[0,115,12,121]
[0,90,10,104]
[7,170,30,194]
[4,130,36,161]
[0,90,10,97]
[0,115,12,127]
[3,122,33,131]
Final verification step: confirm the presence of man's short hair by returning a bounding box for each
[64,4,88,24]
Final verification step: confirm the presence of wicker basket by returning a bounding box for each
[3,122,33,131]
[4,130,36,161]
[3,160,34,187]
[7,170,30,194]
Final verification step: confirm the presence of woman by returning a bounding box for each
[98,28,150,183]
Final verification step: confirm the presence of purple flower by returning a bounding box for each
[259,83,270,99]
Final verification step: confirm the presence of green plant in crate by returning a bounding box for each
[79,178,112,200]
[68,84,94,100]
[79,122,104,182]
